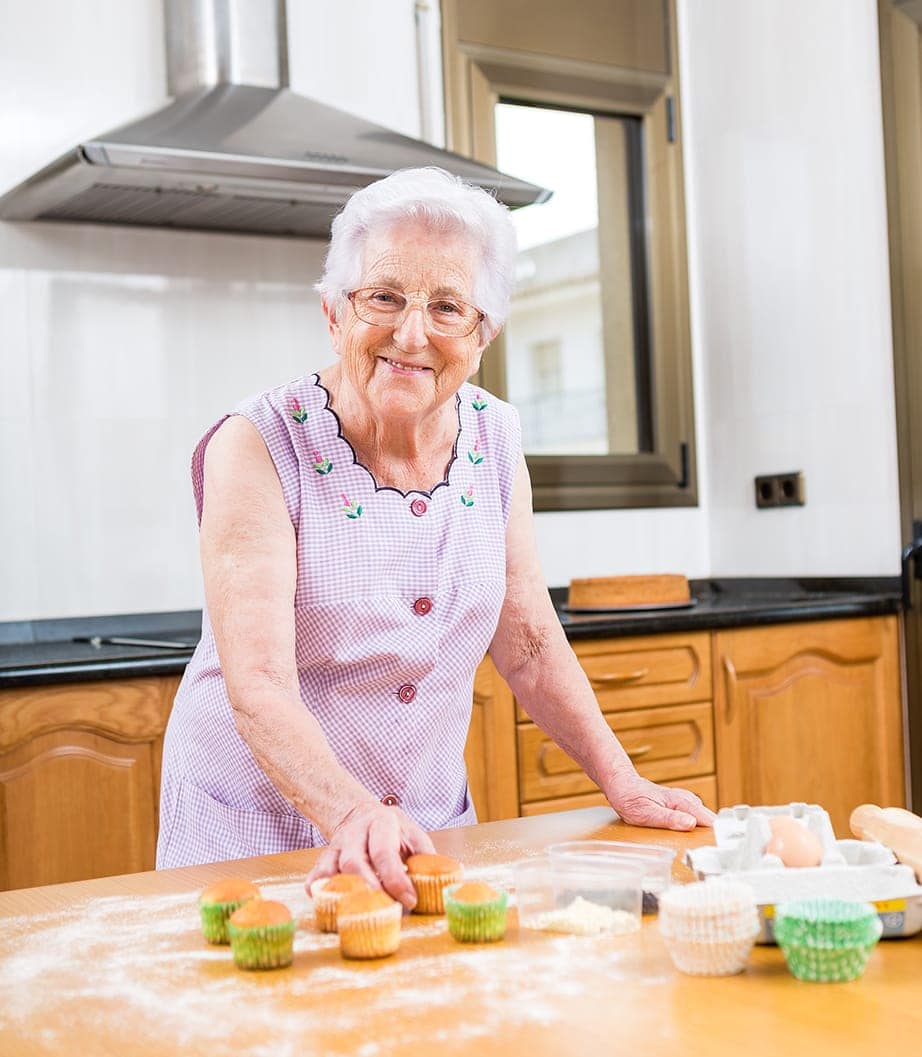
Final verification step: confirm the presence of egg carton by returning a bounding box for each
[686,803,922,943]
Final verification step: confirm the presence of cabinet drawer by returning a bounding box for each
[517,701,714,803]
[516,632,711,721]
[520,774,718,816]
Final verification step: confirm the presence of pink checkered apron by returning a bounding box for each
[157,374,519,868]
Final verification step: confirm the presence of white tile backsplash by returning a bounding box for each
[0,0,905,620]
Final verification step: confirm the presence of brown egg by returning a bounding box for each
[764,816,824,867]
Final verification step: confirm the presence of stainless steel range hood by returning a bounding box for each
[0,0,549,239]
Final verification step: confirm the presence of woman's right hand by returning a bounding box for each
[304,801,436,909]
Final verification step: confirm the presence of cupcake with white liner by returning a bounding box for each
[309,874,371,933]
[658,879,760,976]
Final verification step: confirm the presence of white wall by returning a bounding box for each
[678,0,901,576]
[0,0,902,621]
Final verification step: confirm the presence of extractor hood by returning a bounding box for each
[0,0,549,239]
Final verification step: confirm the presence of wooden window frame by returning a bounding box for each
[441,0,697,510]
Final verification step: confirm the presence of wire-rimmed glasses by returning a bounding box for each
[347,287,484,338]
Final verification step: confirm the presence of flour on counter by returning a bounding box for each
[0,871,660,1057]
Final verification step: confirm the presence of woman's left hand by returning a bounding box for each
[603,771,716,831]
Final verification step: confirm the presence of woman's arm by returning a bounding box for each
[201,416,433,905]
[489,456,714,831]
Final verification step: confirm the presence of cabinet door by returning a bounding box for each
[464,656,518,822]
[0,676,179,890]
[713,617,904,837]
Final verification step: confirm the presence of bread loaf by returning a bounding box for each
[849,804,922,882]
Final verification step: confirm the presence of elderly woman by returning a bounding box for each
[157,167,713,906]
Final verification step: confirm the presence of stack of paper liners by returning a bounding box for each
[567,574,690,609]
[658,879,760,976]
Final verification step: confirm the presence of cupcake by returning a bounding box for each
[774,899,883,982]
[198,878,260,945]
[405,853,463,914]
[337,890,402,959]
[443,881,508,943]
[227,899,296,970]
[309,874,371,933]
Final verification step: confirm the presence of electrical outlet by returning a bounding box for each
[754,471,806,508]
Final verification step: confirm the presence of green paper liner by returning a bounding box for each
[774,899,882,982]
[443,885,508,943]
[774,899,882,948]
[776,941,878,983]
[227,920,296,970]
[199,898,255,945]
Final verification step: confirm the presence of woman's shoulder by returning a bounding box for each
[231,373,326,421]
[459,381,521,442]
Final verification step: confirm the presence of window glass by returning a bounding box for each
[495,101,648,455]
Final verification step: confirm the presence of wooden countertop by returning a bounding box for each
[1,807,919,1057]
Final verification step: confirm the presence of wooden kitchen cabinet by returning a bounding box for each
[511,631,718,817]
[713,616,905,837]
[0,675,180,890]
[464,655,519,822]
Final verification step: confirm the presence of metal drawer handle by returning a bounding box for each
[591,668,649,686]
[627,743,653,760]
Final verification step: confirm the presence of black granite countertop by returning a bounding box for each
[553,577,902,639]
[0,578,901,688]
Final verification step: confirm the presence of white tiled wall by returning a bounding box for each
[0,0,903,620]
[678,0,901,577]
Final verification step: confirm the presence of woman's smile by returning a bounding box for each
[380,355,431,375]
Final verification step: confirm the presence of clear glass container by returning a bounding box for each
[512,855,642,936]
[547,840,677,913]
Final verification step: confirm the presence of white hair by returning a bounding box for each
[316,167,518,337]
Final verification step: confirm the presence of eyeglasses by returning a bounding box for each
[347,287,485,338]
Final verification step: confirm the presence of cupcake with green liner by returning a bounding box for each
[198,878,261,945]
[774,899,883,982]
[227,899,296,970]
[444,881,508,943]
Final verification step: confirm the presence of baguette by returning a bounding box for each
[849,803,922,882]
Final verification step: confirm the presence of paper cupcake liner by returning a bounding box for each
[659,916,760,944]
[411,871,462,915]
[227,920,296,970]
[774,900,882,949]
[199,899,254,945]
[338,904,402,959]
[443,886,508,943]
[659,880,757,918]
[663,933,757,976]
[777,940,878,982]
[309,879,356,933]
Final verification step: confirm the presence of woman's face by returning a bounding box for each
[323,220,494,421]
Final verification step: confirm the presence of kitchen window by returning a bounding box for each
[442,0,696,510]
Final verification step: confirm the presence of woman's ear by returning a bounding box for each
[321,296,342,353]
[478,320,502,353]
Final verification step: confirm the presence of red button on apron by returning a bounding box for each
[413,597,432,616]
[410,498,428,517]
[381,794,400,807]
[397,683,416,703]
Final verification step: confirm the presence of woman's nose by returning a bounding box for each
[393,303,428,349]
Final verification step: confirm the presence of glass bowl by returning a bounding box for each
[512,855,642,936]
[547,840,677,913]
